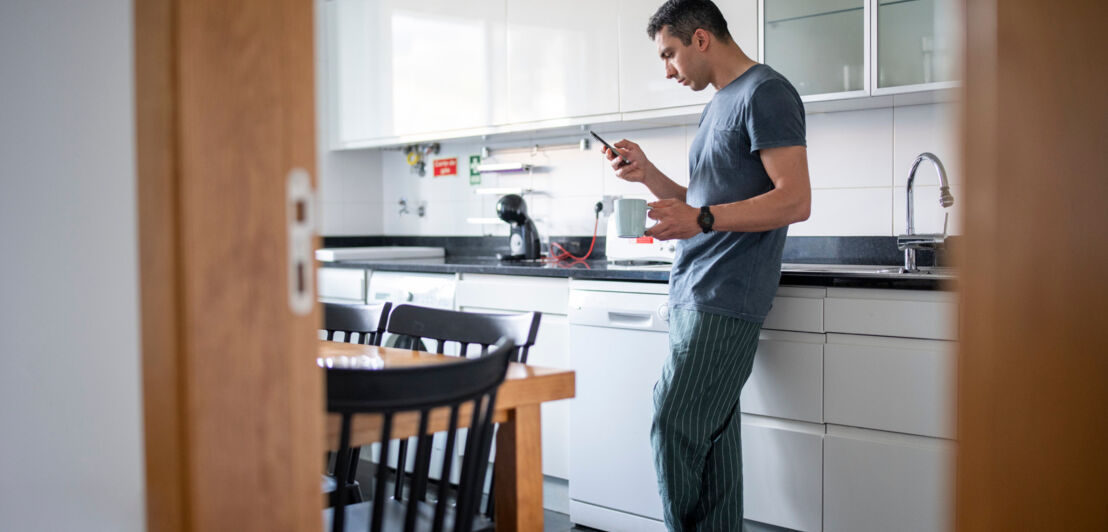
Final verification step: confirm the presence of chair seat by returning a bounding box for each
[323,499,494,532]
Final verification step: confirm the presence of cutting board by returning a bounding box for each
[314,246,445,262]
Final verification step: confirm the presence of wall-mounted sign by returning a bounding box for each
[433,158,458,177]
[468,155,482,184]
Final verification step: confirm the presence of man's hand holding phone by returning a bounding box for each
[598,137,655,185]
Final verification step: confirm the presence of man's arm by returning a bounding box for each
[644,145,811,240]
[603,139,688,202]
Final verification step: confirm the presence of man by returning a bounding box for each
[600,1,810,529]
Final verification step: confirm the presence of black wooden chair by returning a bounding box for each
[322,301,392,506]
[386,304,541,363]
[381,304,542,510]
[323,301,392,345]
[323,338,514,532]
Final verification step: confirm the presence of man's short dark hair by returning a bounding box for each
[647,0,732,45]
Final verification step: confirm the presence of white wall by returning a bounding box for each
[320,102,960,239]
[315,0,384,236]
[0,1,146,531]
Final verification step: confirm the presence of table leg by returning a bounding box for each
[494,403,544,532]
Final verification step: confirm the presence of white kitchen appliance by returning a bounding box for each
[604,207,676,263]
[568,279,671,531]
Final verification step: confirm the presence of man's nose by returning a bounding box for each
[665,64,676,79]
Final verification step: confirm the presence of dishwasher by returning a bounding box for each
[568,279,670,532]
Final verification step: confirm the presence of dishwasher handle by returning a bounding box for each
[607,311,655,327]
[569,305,670,332]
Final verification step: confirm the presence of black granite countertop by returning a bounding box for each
[320,257,955,290]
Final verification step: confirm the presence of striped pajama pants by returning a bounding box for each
[652,307,762,531]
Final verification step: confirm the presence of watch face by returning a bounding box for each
[698,207,713,232]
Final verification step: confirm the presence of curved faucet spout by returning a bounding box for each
[906,152,954,235]
[903,152,955,272]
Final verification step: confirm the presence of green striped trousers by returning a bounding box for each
[652,307,763,531]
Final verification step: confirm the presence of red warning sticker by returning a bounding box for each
[433,158,458,177]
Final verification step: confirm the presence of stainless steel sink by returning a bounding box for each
[780,263,956,279]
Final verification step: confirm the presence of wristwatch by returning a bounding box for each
[697,205,714,233]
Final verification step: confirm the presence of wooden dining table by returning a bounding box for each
[318,340,575,532]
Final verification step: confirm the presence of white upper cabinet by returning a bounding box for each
[618,0,759,114]
[875,0,961,93]
[325,0,507,146]
[760,0,960,102]
[506,0,621,123]
[762,0,868,99]
[322,0,959,147]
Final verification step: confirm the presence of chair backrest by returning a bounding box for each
[327,338,514,532]
[323,301,391,346]
[386,304,541,363]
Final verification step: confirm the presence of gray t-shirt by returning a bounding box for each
[668,64,806,322]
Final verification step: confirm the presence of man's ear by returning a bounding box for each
[694,28,711,51]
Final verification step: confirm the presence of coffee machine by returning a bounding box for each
[496,194,542,261]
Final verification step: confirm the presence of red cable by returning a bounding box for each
[545,215,599,263]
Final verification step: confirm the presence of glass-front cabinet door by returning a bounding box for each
[874,0,960,92]
[761,0,868,100]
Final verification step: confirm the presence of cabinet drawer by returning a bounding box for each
[741,415,824,532]
[317,267,366,302]
[741,330,825,423]
[824,425,953,532]
[457,274,569,315]
[825,334,955,439]
[825,287,957,340]
[763,286,826,333]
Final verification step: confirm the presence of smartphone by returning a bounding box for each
[590,130,630,167]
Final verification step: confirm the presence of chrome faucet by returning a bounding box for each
[898,152,954,272]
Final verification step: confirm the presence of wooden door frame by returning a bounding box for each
[958,0,1108,529]
[135,0,322,530]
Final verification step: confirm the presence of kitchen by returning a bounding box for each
[3,1,1107,532]
[316,1,957,529]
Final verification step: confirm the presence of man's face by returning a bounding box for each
[655,26,708,91]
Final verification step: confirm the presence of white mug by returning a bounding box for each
[614,198,653,238]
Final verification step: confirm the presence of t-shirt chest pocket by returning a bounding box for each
[701,126,748,171]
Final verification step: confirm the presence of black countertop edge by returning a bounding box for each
[321,235,955,267]
[320,258,953,290]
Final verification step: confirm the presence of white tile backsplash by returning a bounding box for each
[893,103,961,187]
[790,188,894,236]
[892,184,963,236]
[320,201,344,235]
[807,108,894,189]
[601,126,690,197]
[319,103,959,237]
[343,202,383,235]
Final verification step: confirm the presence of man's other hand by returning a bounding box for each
[644,199,701,240]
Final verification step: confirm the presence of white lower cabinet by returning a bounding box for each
[741,330,826,424]
[741,415,824,532]
[824,425,954,532]
[825,287,957,341]
[825,333,956,439]
[317,267,366,303]
[455,274,572,483]
[522,314,571,479]
[452,274,956,532]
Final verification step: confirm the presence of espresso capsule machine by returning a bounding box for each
[496,194,541,261]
